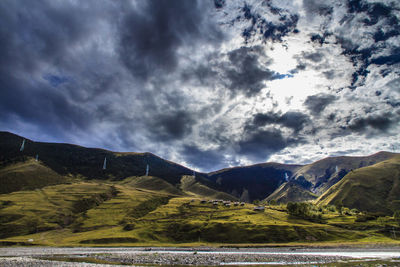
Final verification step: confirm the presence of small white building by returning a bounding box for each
[253,206,265,212]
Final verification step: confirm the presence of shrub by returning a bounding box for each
[334,201,343,215]
[286,202,323,222]
[287,202,309,217]
[326,205,336,212]
[350,208,359,215]
[342,208,351,216]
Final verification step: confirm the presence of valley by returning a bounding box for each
[0,131,400,248]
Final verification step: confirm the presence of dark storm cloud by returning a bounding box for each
[347,0,394,26]
[251,113,279,127]
[298,0,400,90]
[0,1,95,73]
[0,74,92,137]
[231,2,299,43]
[214,0,225,9]
[1,0,399,172]
[249,111,310,132]
[0,0,109,138]
[151,111,195,141]
[238,128,300,161]
[347,112,397,133]
[303,0,333,18]
[225,46,280,96]
[310,32,332,46]
[118,0,223,80]
[182,46,283,97]
[236,109,312,160]
[279,112,310,132]
[289,64,307,74]
[181,62,219,87]
[385,99,400,108]
[181,145,224,171]
[303,52,324,63]
[335,0,400,88]
[371,48,400,66]
[330,109,400,141]
[0,0,222,150]
[304,93,338,115]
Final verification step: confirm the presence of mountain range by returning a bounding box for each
[1,131,400,245]
[1,131,399,210]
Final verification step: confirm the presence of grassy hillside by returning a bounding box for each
[316,156,400,215]
[293,152,397,195]
[0,159,67,194]
[264,181,317,204]
[3,131,398,206]
[119,175,236,200]
[120,176,183,195]
[207,163,302,202]
[180,175,237,201]
[1,131,400,246]
[0,182,118,238]
[1,181,399,246]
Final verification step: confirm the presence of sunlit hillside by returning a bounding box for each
[317,156,400,215]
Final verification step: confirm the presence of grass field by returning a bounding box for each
[0,159,67,194]
[317,156,400,214]
[1,179,399,247]
[1,133,400,247]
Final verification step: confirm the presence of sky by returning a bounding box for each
[1,0,399,172]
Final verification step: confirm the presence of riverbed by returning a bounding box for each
[1,246,400,266]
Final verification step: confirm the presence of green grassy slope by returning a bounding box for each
[120,176,183,195]
[180,175,237,200]
[0,180,399,246]
[0,159,66,194]
[264,181,317,204]
[120,175,237,200]
[1,131,400,246]
[316,156,400,215]
[0,182,118,238]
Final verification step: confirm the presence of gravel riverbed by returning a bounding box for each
[0,246,399,266]
[93,252,349,265]
[0,256,122,267]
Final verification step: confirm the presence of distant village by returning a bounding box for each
[195,199,265,211]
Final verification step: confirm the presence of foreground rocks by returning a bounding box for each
[0,246,399,266]
[94,252,349,265]
[0,257,121,267]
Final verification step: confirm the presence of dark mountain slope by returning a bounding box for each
[0,131,193,185]
[292,152,397,195]
[206,163,302,202]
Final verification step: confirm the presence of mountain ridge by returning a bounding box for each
[316,155,400,214]
[1,131,400,245]
[1,131,399,203]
